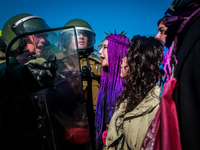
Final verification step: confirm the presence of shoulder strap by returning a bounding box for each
[119,134,125,150]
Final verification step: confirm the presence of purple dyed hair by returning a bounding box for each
[95,34,129,143]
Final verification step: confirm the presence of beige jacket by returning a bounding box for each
[104,85,160,150]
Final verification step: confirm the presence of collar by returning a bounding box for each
[124,85,160,119]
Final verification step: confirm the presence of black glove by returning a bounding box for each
[25,54,58,88]
[81,66,91,80]
[16,52,36,65]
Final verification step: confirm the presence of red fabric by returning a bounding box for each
[141,78,182,150]
[102,129,108,146]
[160,78,182,150]
[141,106,161,150]
[65,128,89,145]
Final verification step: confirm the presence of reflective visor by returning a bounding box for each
[12,16,50,35]
[76,28,95,49]
[60,28,77,51]
[60,27,95,50]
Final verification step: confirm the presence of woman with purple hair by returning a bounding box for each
[95,33,129,148]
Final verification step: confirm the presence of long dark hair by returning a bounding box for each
[116,35,163,113]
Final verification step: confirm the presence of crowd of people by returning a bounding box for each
[0,0,200,150]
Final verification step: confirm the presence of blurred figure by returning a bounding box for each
[0,13,57,150]
[161,0,200,149]
[95,33,129,149]
[104,35,163,150]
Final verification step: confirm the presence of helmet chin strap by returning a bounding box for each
[32,35,38,56]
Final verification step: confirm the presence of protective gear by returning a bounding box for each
[61,19,101,111]
[2,13,50,50]
[16,52,35,65]
[61,19,95,56]
[1,16,94,149]
[25,54,57,88]
[80,53,102,110]
[60,19,99,150]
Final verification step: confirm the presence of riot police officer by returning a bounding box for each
[62,19,102,109]
[60,19,102,149]
[0,14,57,150]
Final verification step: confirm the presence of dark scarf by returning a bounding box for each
[161,0,200,84]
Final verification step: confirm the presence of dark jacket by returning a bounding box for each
[173,16,200,150]
[0,59,42,150]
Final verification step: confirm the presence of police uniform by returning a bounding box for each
[63,19,101,150]
[80,53,102,112]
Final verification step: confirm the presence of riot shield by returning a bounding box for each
[5,27,92,150]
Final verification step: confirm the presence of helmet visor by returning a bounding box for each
[23,18,50,32]
[60,28,77,53]
[76,27,95,50]
[60,27,95,51]
[12,16,50,35]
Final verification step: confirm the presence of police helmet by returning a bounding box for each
[60,19,95,56]
[2,13,50,50]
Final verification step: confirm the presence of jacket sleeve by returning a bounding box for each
[0,58,40,97]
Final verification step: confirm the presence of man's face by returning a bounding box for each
[155,23,168,43]
[77,31,88,49]
[99,39,108,67]
[27,34,48,56]
[120,57,129,79]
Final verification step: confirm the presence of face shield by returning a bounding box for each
[76,27,95,50]
[11,16,50,35]
[60,28,77,54]
[10,16,59,56]
[6,26,92,149]
[60,27,95,56]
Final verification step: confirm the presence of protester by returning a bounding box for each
[161,0,200,149]
[155,16,167,43]
[104,35,163,150]
[95,32,129,149]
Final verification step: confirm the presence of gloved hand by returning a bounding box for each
[16,52,36,65]
[25,54,58,88]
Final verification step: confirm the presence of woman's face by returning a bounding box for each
[99,39,108,67]
[120,57,129,79]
